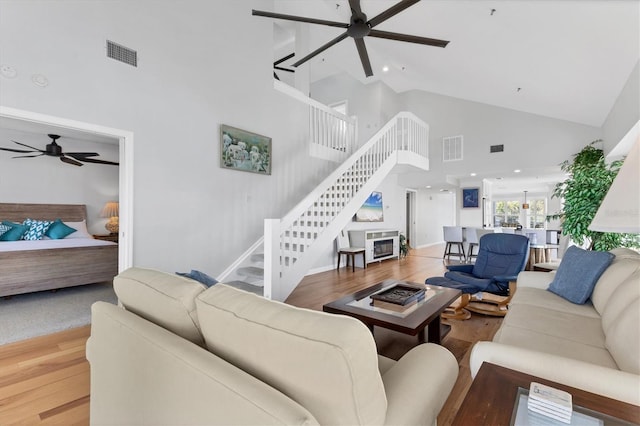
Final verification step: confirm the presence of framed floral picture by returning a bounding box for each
[462,187,480,208]
[220,125,271,175]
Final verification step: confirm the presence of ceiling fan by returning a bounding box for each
[253,0,449,78]
[0,134,119,166]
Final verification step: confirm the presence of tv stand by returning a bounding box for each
[348,229,400,266]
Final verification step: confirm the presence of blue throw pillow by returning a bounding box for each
[0,222,11,237]
[547,246,615,304]
[0,223,29,241]
[46,219,78,239]
[176,270,219,287]
[22,218,53,240]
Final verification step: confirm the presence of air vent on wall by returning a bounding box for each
[443,135,463,162]
[107,40,137,67]
[490,144,504,153]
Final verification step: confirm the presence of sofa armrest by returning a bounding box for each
[381,344,458,426]
[87,302,319,426]
[516,270,555,289]
[470,341,640,406]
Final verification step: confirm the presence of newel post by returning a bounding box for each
[263,218,280,300]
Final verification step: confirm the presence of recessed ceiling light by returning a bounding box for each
[470,172,477,177]
[426,185,432,188]
[514,169,521,173]
[382,66,389,72]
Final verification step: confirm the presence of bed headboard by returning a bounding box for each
[0,203,88,223]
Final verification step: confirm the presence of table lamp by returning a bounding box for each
[100,201,119,235]
[589,136,639,233]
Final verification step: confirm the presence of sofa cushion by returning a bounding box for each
[501,304,605,347]
[547,246,614,304]
[493,324,618,369]
[509,287,600,318]
[196,284,388,426]
[591,248,640,315]
[604,282,640,375]
[113,267,206,345]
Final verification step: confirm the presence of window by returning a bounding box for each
[493,198,546,228]
[493,200,520,227]
[527,199,546,228]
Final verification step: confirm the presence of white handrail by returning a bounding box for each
[274,80,357,155]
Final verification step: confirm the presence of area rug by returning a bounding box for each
[0,282,117,345]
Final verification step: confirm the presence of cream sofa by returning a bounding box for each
[87,268,459,425]
[470,248,640,405]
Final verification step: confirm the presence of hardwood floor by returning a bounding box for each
[0,244,501,425]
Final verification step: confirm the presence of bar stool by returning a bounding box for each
[443,226,465,262]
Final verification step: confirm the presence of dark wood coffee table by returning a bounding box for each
[453,362,640,425]
[322,280,461,344]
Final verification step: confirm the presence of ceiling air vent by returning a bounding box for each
[107,40,137,67]
[490,144,504,153]
[443,135,463,162]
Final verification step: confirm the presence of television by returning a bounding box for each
[354,191,384,222]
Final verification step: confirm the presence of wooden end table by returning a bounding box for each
[453,362,640,425]
[322,280,461,345]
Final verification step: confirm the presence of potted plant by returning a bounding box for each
[548,140,638,251]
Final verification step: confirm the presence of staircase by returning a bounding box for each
[218,85,430,301]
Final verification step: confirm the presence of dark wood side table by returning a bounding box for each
[453,362,640,425]
[93,234,118,243]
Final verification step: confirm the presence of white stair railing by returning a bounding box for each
[264,112,429,301]
[275,80,357,159]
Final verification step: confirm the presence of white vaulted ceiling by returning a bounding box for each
[271,0,639,128]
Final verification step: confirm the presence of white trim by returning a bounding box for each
[0,105,134,272]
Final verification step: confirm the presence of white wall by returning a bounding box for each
[601,61,640,153]
[415,191,455,247]
[0,0,336,276]
[0,127,119,234]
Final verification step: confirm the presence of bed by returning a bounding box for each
[0,203,118,297]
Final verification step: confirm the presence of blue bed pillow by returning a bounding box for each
[0,223,29,241]
[22,218,53,240]
[0,222,11,237]
[176,270,219,287]
[45,219,78,239]
[547,246,615,304]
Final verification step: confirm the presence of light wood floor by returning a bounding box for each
[0,244,501,425]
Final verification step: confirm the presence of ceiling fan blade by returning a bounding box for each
[65,152,100,158]
[60,156,84,166]
[12,153,45,158]
[292,32,349,67]
[368,29,449,47]
[0,147,37,153]
[274,52,295,67]
[12,140,45,152]
[252,10,348,28]
[274,66,295,73]
[368,0,420,28]
[348,0,364,18]
[354,38,373,77]
[75,157,119,166]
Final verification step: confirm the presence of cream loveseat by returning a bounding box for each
[87,268,459,425]
[470,248,640,405]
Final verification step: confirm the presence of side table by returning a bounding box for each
[452,362,639,425]
[93,234,119,243]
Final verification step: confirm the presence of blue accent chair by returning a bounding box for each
[426,233,530,319]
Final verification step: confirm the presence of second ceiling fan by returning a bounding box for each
[253,0,449,78]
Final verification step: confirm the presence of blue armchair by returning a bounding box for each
[426,233,530,319]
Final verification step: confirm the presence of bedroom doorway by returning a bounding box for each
[0,105,133,271]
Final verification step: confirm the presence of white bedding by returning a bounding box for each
[0,238,117,253]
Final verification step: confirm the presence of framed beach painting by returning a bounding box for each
[462,187,480,208]
[220,125,271,175]
[354,191,384,222]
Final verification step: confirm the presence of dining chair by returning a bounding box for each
[336,229,366,272]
